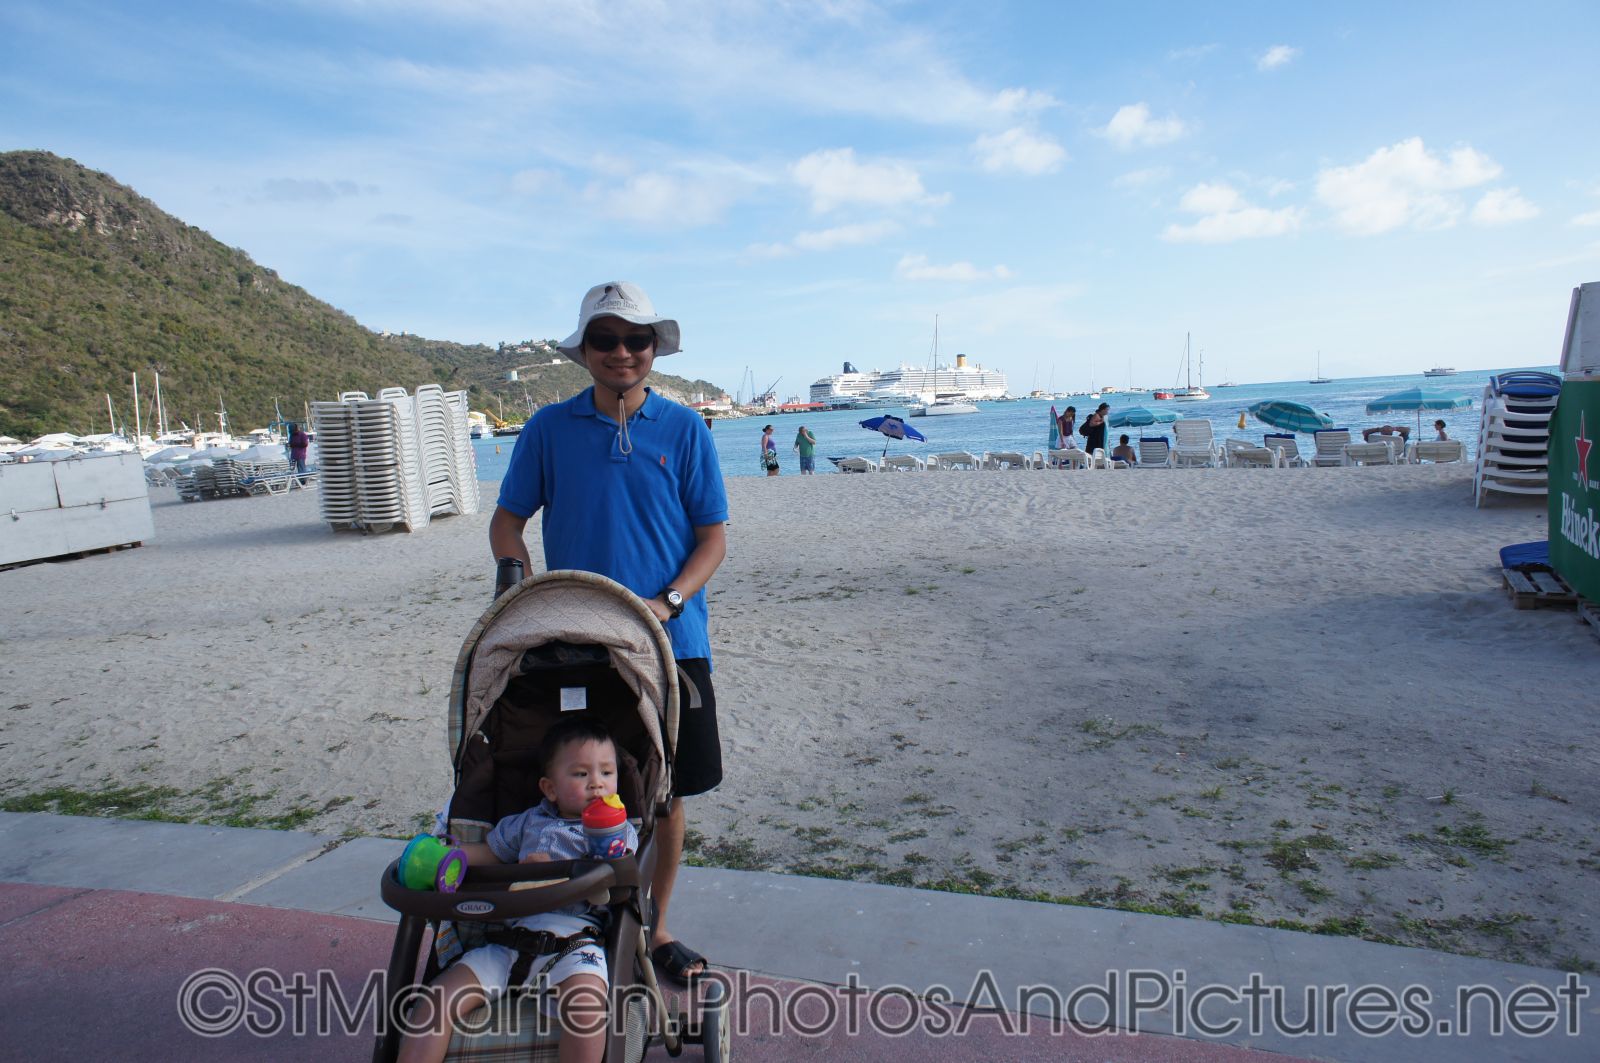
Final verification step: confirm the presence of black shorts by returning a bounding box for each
[672,658,722,797]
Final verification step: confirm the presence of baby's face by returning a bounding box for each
[540,738,620,818]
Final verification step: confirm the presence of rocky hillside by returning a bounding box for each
[0,151,722,438]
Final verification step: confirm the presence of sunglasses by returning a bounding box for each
[585,330,655,354]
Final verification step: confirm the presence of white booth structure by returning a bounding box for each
[0,452,153,567]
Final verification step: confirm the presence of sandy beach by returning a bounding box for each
[1,465,1594,971]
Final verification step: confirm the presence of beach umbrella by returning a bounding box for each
[859,414,925,458]
[1108,406,1179,429]
[1249,400,1334,434]
[1364,387,1473,435]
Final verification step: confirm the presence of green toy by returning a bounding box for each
[398,834,467,893]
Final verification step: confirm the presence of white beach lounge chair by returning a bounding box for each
[929,451,982,471]
[1311,429,1352,467]
[1409,439,1465,464]
[834,456,878,473]
[1136,437,1173,468]
[1262,434,1305,467]
[879,454,924,472]
[1221,438,1278,468]
[1341,440,1398,466]
[1041,447,1092,470]
[1171,419,1220,468]
[983,451,1032,470]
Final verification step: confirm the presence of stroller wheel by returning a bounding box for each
[699,977,730,1063]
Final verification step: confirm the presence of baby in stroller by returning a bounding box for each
[376,569,729,1063]
[398,716,639,1063]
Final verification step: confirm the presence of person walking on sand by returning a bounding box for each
[760,424,779,476]
[488,281,727,989]
[1081,402,1109,456]
[793,424,817,475]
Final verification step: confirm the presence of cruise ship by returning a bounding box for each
[809,355,1008,407]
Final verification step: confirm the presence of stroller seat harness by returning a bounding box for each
[486,923,603,988]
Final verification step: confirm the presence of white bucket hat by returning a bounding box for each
[557,281,681,366]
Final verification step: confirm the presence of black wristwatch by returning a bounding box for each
[662,588,685,619]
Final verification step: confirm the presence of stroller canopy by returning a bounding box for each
[449,570,678,807]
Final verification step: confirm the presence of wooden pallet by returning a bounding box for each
[1580,600,1600,642]
[1502,565,1577,609]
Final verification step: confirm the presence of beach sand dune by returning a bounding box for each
[1,466,1593,970]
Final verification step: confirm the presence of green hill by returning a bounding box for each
[0,151,725,439]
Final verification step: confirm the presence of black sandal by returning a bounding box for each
[651,940,707,987]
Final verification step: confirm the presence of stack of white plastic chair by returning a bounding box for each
[311,399,359,525]
[350,390,427,531]
[445,390,480,514]
[413,385,460,517]
[1474,371,1560,507]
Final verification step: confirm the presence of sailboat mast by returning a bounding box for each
[154,371,166,437]
[106,393,115,436]
[1185,332,1192,389]
[132,372,142,440]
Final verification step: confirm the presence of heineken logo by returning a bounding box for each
[1560,496,1600,561]
[1576,410,1593,489]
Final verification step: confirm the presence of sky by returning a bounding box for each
[3,0,1598,399]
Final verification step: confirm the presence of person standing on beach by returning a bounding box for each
[1081,402,1109,455]
[488,281,728,988]
[793,424,817,475]
[760,424,779,476]
[287,423,310,485]
[1056,406,1077,451]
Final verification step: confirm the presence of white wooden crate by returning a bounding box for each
[0,454,153,567]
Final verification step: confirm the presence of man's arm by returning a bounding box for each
[649,522,727,622]
[488,506,532,570]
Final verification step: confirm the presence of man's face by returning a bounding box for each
[583,315,656,397]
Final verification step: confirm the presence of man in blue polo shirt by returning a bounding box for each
[489,281,727,987]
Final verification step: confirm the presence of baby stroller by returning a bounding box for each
[374,569,729,1062]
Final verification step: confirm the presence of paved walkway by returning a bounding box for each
[0,812,1591,1062]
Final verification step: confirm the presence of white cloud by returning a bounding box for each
[1257,45,1300,71]
[255,178,375,203]
[793,220,901,251]
[1573,210,1600,227]
[896,254,1014,281]
[1161,182,1302,243]
[1470,187,1539,225]
[792,148,939,213]
[974,127,1067,175]
[1099,103,1188,150]
[1113,166,1170,189]
[583,172,733,228]
[1314,137,1503,235]
[990,87,1057,116]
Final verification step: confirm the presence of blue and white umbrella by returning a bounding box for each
[1108,406,1179,429]
[1249,400,1334,434]
[859,414,926,443]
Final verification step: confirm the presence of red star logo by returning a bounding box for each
[1578,411,1593,487]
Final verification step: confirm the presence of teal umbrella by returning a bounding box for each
[1365,387,1472,435]
[1108,406,1179,428]
[1249,400,1334,433]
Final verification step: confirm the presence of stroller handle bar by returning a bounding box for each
[379,853,640,921]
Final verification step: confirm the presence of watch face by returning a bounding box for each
[666,591,684,606]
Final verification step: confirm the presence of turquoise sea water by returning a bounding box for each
[469,366,1556,484]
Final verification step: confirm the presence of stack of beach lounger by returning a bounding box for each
[175,457,295,501]
[310,386,479,533]
[1474,371,1561,507]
